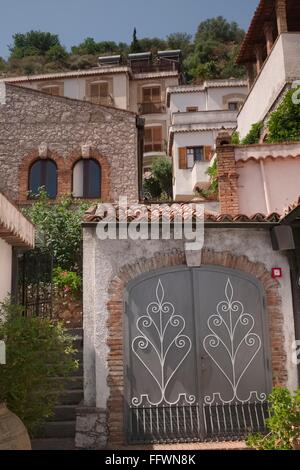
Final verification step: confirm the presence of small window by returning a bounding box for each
[89,82,109,104]
[142,86,161,103]
[73,159,101,198]
[29,159,57,198]
[41,86,60,96]
[186,107,198,112]
[187,147,204,168]
[144,126,163,153]
[228,102,239,111]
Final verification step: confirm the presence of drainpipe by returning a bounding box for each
[260,160,271,214]
[136,117,145,201]
[271,224,300,386]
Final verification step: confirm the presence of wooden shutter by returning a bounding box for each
[178,147,187,169]
[204,146,212,161]
[100,82,109,97]
[143,88,151,102]
[90,83,100,98]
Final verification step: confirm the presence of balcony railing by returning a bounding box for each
[138,102,166,114]
[144,142,163,153]
[85,95,114,106]
[131,62,179,74]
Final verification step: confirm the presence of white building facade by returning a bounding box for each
[167,80,248,201]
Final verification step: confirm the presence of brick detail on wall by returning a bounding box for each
[68,148,111,201]
[19,149,65,201]
[106,248,286,447]
[18,147,111,202]
[216,142,239,216]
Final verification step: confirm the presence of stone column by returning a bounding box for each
[276,0,288,34]
[245,62,256,88]
[216,132,239,216]
[263,22,274,55]
[254,44,264,75]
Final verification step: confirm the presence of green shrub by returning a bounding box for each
[267,87,300,143]
[241,121,263,145]
[246,387,300,450]
[0,301,78,435]
[231,130,240,144]
[143,156,172,200]
[23,189,89,272]
[53,267,82,294]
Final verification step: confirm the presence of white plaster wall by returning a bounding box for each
[83,226,298,411]
[12,74,129,109]
[237,157,300,215]
[169,91,207,114]
[207,86,247,110]
[64,78,85,100]
[0,238,12,303]
[173,131,218,198]
[237,33,300,139]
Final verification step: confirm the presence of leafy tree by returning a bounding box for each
[9,31,61,58]
[267,87,300,143]
[186,16,245,81]
[138,37,167,53]
[143,157,172,200]
[0,301,78,434]
[167,32,193,58]
[23,190,88,272]
[0,57,6,73]
[130,28,142,53]
[46,44,68,62]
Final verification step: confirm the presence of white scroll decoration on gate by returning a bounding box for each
[203,278,266,405]
[131,278,195,407]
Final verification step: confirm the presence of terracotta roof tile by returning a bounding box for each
[83,203,281,224]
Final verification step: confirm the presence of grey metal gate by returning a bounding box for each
[124,266,272,444]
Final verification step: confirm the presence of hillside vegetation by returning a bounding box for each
[0,17,245,81]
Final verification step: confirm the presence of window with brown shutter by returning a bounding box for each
[142,86,161,103]
[178,147,187,169]
[41,86,60,96]
[186,107,198,112]
[144,126,163,153]
[89,81,109,104]
[204,146,213,161]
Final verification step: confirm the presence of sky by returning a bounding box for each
[0,0,259,58]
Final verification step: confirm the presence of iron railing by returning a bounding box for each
[128,401,269,444]
[138,102,166,114]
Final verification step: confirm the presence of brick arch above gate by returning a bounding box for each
[106,248,287,446]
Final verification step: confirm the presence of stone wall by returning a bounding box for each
[0,83,139,203]
[80,226,298,448]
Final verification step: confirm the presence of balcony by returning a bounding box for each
[86,95,114,106]
[172,109,238,126]
[237,33,300,139]
[138,102,166,115]
[131,62,179,74]
[144,142,163,153]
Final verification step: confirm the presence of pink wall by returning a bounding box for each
[237,155,300,215]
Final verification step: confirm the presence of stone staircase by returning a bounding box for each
[31,328,83,450]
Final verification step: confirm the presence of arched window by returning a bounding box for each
[73,159,101,198]
[29,159,57,198]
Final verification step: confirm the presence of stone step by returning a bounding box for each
[50,405,77,422]
[60,389,83,405]
[67,328,83,338]
[32,438,75,450]
[38,421,76,439]
[55,376,83,390]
